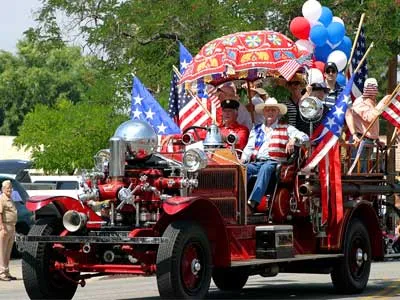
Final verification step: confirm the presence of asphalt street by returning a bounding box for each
[1,259,400,299]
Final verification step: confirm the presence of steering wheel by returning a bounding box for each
[182,126,208,143]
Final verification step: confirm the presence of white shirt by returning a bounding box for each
[241,120,309,162]
[237,103,252,131]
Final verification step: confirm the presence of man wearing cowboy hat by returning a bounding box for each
[240,98,308,210]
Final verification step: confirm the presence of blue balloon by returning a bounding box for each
[310,25,328,47]
[314,43,332,62]
[336,72,346,87]
[336,36,352,59]
[318,6,333,27]
[327,22,345,44]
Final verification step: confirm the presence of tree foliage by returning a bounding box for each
[14,99,126,174]
[34,0,399,104]
[0,30,123,136]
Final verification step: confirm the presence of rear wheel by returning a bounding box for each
[331,218,371,294]
[156,221,212,299]
[22,218,79,300]
[212,268,249,291]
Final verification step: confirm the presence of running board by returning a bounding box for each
[231,254,343,267]
[384,253,400,260]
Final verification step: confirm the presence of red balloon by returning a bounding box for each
[313,61,326,74]
[289,17,311,40]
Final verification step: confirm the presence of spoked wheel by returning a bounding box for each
[331,218,371,294]
[156,221,212,299]
[22,219,79,300]
[212,268,249,291]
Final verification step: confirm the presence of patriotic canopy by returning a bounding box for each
[179,30,311,89]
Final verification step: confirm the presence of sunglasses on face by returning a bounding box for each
[325,69,337,74]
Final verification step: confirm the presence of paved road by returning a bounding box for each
[2,259,400,299]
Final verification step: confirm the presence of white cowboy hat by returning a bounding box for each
[255,97,287,115]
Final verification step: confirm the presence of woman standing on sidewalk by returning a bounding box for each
[0,180,17,281]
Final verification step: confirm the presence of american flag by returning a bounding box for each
[301,75,355,225]
[168,42,220,131]
[278,53,312,81]
[347,26,368,100]
[382,91,400,129]
[131,77,181,135]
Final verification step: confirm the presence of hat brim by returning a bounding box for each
[255,103,287,115]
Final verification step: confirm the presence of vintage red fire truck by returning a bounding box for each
[18,117,400,299]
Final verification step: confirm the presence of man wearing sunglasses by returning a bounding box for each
[324,62,343,109]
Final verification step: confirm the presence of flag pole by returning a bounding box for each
[172,65,217,124]
[344,13,365,75]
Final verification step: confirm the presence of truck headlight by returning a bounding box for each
[183,148,208,172]
[299,96,324,121]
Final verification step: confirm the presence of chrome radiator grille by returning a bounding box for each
[192,168,238,223]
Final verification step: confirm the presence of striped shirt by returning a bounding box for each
[324,82,343,109]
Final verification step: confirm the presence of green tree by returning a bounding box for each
[0,30,123,135]
[14,99,126,174]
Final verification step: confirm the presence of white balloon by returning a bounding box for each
[295,39,315,53]
[327,50,348,72]
[307,68,324,85]
[332,16,344,25]
[302,0,322,22]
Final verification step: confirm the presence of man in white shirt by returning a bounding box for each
[240,98,309,210]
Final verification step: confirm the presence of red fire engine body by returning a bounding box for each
[18,119,400,299]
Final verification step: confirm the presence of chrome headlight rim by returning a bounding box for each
[299,96,324,121]
[182,148,208,172]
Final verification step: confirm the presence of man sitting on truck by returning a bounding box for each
[240,98,309,211]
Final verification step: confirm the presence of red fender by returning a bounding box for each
[27,195,103,227]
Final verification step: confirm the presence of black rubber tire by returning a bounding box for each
[212,268,249,291]
[331,218,371,294]
[156,221,212,299]
[22,218,78,300]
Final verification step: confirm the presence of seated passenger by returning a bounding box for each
[216,84,253,130]
[219,98,249,151]
[240,98,309,210]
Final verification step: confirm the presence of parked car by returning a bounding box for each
[0,159,32,183]
[0,175,34,257]
[26,175,82,199]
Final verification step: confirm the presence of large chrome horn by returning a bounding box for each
[63,210,88,232]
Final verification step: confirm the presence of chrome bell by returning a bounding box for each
[203,124,224,148]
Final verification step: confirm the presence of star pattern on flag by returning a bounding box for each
[348,27,368,100]
[133,95,143,105]
[131,77,181,135]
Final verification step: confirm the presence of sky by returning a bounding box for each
[0,0,41,53]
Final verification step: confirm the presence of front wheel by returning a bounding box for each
[156,221,212,299]
[331,218,371,294]
[22,219,79,300]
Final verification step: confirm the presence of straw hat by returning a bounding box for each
[255,97,287,115]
